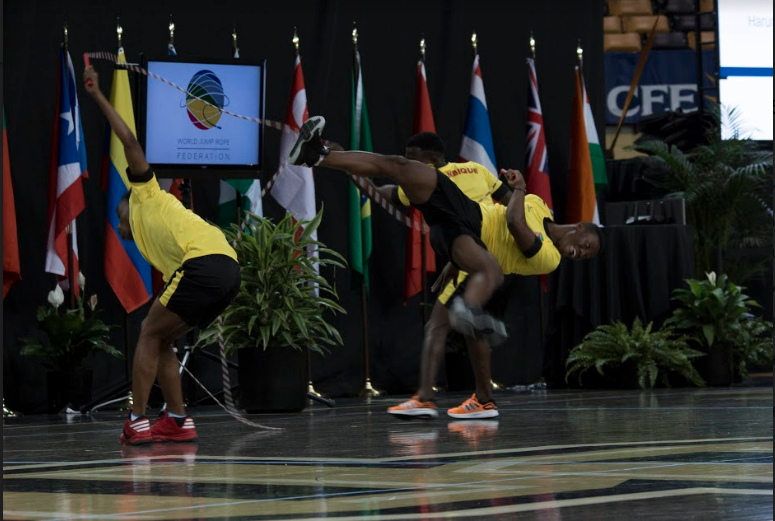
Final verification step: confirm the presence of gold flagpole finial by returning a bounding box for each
[352,22,358,49]
[293,26,300,53]
[63,20,69,47]
[471,31,478,54]
[529,31,536,59]
[576,39,583,67]
[169,14,175,43]
[420,35,426,61]
[117,17,123,48]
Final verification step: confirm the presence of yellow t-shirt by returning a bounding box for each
[397,161,503,207]
[438,195,560,305]
[129,174,238,281]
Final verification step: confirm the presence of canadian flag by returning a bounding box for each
[45,48,88,295]
[272,54,318,283]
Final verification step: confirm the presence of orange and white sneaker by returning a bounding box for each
[387,395,439,419]
[447,394,499,419]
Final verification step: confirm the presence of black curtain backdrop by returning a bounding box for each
[3,0,604,412]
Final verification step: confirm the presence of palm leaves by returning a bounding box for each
[634,126,773,280]
[197,209,347,355]
[565,318,705,390]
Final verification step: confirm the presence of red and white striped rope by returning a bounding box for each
[86,51,429,234]
[86,51,284,131]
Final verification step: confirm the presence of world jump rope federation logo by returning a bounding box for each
[182,70,230,130]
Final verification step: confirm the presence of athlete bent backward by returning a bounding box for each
[84,66,241,445]
[290,117,602,345]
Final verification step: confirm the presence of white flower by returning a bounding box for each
[78,271,86,292]
[705,271,717,285]
[48,285,65,308]
[88,294,98,312]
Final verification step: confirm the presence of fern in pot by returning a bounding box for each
[197,209,346,413]
[565,317,705,390]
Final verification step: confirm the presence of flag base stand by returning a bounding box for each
[307,381,325,399]
[359,379,383,398]
[490,379,504,391]
[3,399,22,418]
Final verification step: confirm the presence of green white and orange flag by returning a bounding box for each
[567,67,606,224]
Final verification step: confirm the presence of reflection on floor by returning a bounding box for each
[3,387,773,520]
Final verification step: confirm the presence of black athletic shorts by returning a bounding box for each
[159,254,241,328]
[416,171,486,269]
[443,274,518,318]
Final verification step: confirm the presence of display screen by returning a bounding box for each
[718,0,773,140]
[144,60,264,167]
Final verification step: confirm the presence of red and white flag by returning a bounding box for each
[45,48,88,295]
[525,58,553,210]
[404,60,436,303]
[272,55,318,281]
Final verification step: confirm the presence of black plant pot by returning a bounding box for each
[237,346,308,413]
[697,342,734,386]
[47,370,93,413]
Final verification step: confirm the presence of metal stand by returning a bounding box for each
[359,378,382,398]
[3,399,22,418]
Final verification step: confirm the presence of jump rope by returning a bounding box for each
[85,51,435,430]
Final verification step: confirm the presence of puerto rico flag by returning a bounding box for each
[525,58,553,210]
[459,54,497,176]
[45,47,88,294]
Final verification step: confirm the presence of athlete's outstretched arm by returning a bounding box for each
[83,66,149,176]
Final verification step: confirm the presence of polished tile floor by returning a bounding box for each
[3,387,773,520]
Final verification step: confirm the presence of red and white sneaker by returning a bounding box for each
[119,416,153,445]
[387,395,439,419]
[447,394,499,419]
[151,412,198,443]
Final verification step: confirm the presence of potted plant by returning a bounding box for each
[197,209,346,413]
[18,274,121,412]
[634,117,772,282]
[565,317,705,390]
[665,272,772,385]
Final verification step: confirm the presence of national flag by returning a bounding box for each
[217,45,262,228]
[45,48,88,295]
[404,60,436,303]
[216,179,263,227]
[525,58,554,292]
[525,58,553,210]
[349,50,373,294]
[103,48,153,312]
[272,53,317,279]
[3,109,21,298]
[567,67,603,224]
[459,54,497,176]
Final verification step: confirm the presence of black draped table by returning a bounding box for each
[543,224,695,386]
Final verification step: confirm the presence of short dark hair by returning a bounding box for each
[584,223,604,254]
[406,132,445,156]
[120,190,131,204]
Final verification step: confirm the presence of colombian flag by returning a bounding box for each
[103,48,152,312]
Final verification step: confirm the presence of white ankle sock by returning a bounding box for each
[168,411,186,419]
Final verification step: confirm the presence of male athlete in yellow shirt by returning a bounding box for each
[85,66,240,445]
[291,117,601,417]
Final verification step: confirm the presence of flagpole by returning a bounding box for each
[352,24,381,398]
[531,32,547,368]
[63,21,77,309]
[419,35,430,325]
